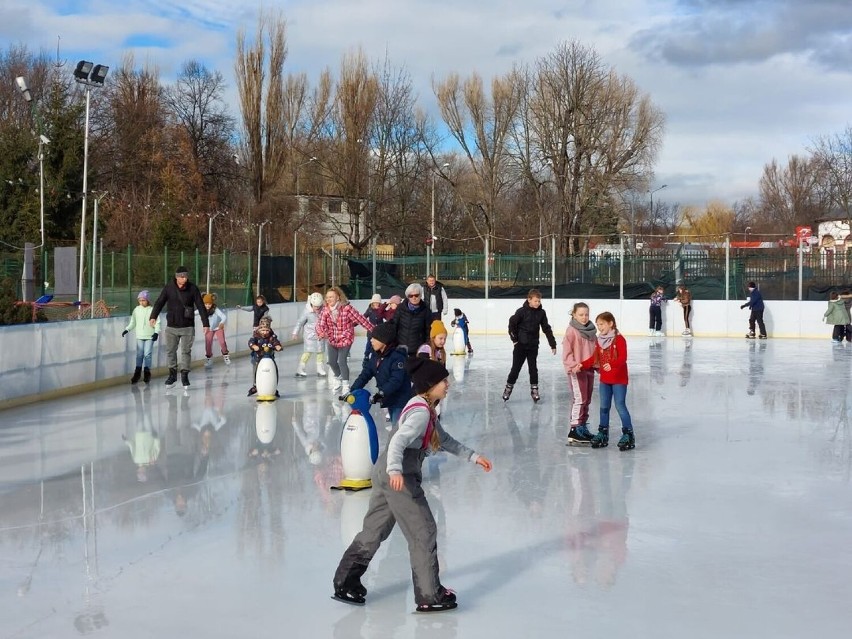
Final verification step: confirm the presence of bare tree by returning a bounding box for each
[515,41,665,254]
[810,131,852,226]
[757,154,826,230]
[434,69,523,249]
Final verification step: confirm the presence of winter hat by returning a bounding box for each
[405,282,423,298]
[371,322,397,345]
[430,320,448,340]
[747,281,756,289]
[388,295,402,305]
[308,292,323,307]
[370,293,382,304]
[137,290,149,302]
[453,308,462,316]
[202,293,214,304]
[175,265,189,277]
[406,358,449,395]
[259,315,272,327]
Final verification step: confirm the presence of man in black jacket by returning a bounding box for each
[502,289,557,403]
[149,265,210,389]
[389,282,431,356]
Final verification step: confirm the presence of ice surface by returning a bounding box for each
[1,336,851,639]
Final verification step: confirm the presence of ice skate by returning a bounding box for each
[530,384,540,403]
[223,354,231,365]
[683,328,692,336]
[758,334,768,340]
[181,371,190,390]
[567,425,593,445]
[332,587,366,606]
[295,362,307,378]
[164,368,177,388]
[590,428,609,449]
[745,332,755,339]
[501,383,514,401]
[204,357,213,368]
[316,360,327,377]
[648,328,655,336]
[617,428,636,451]
[655,330,665,337]
[247,385,257,397]
[142,367,151,384]
[130,367,142,384]
[416,588,458,613]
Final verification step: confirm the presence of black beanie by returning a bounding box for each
[406,358,448,394]
[175,265,189,276]
[371,322,397,345]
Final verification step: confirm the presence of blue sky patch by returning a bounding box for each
[124,33,172,49]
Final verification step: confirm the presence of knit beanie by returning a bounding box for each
[370,293,382,304]
[406,358,449,395]
[203,293,214,304]
[175,265,189,276]
[430,320,448,340]
[388,295,402,305]
[137,290,149,302]
[370,322,397,345]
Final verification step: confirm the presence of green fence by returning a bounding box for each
[3,245,852,320]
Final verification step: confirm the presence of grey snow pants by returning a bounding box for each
[164,326,195,372]
[333,448,442,605]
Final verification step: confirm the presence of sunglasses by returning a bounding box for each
[407,293,420,299]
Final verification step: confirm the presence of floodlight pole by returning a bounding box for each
[77,86,91,304]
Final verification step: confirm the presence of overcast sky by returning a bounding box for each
[3,0,852,208]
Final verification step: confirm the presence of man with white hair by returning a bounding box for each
[388,282,431,355]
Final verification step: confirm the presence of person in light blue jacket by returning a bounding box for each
[122,290,160,384]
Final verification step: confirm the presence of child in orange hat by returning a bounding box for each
[417,320,448,364]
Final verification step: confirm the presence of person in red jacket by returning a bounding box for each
[581,311,635,451]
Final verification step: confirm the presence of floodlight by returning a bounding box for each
[74,61,94,82]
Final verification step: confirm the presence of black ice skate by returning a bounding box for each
[502,383,514,402]
[142,367,151,383]
[332,587,366,606]
[617,428,636,451]
[530,384,540,403]
[758,334,768,340]
[164,368,178,388]
[416,588,457,613]
[130,367,142,384]
[567,425,594,445]
[180,371,190,389]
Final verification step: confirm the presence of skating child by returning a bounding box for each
[581,311,635,451]
[122,290,160,384]
[349,322,413,425]
[247,318,282,396]
[332,358,493,612]
[237,294,270,328]
[362,294,387,363]
[674,282,692,336]
[648,286,666,336]
[316,286,375,397]
[417,320,448,364]
[502,289,557,403]
[450,308,473,354]
[740,281,767,339]
[384,295,402,322]
[562,302,597,445]
[292,292,327,377]
[823,292,850,342]
[202,293,230,366]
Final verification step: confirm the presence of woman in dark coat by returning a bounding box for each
[389,283,431,355]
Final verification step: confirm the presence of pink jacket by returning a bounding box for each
[317,302,374,348]
[562,325,597,376]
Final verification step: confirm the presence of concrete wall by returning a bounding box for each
[0,298,833,407]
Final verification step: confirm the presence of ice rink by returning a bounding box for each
[2,335,851,639]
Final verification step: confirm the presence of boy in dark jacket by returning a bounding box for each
[503,289,557,403]
[740,281,767,339]
[349,322,413,426]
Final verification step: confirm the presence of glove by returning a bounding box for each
[370,392,385,405]
[151,333,158,342]
[740,304,747,309]
[121,330,128,337]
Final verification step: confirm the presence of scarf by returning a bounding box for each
[407,300,421,311]
[570,318,597,341]
[597,329,617,350]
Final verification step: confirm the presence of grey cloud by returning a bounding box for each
[631,0,852,68]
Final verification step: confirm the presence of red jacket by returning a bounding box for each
[317,302,374,348]
[582,334,629,385]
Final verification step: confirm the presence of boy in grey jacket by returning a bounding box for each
[332,358,493,613]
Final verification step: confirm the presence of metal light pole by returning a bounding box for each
[428,163,450,277]
[745,226,752,244]
[206,210,225,293]
[15,77,47,250]
[73,61,109,304]
[648,184,668,222]
[90,192,108,317]
[256,220,270,296]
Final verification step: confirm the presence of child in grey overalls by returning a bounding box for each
[332,358,493,613]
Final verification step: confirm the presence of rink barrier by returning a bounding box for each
[0,298,833,408]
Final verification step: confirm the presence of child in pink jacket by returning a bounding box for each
[562,302,597,445]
